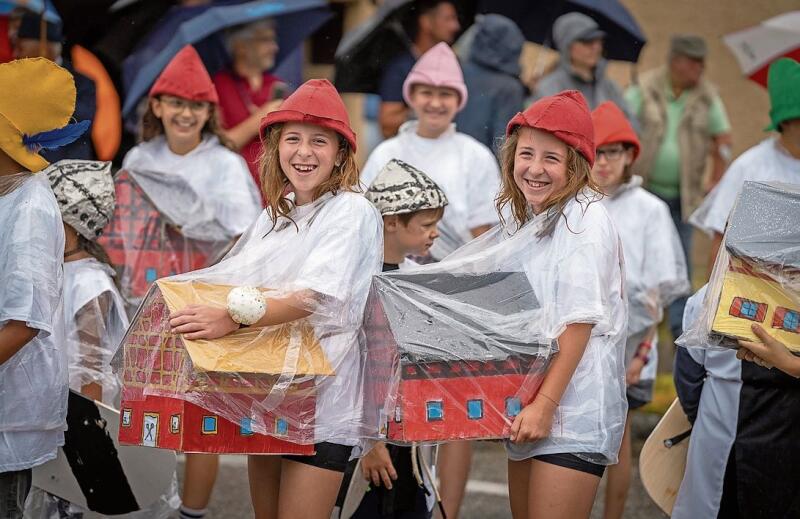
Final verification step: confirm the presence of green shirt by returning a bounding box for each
[625,82,730,199]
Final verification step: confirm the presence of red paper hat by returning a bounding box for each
[506,90,595,166]
[591,101,640,161]
[149,45,219,104]
[260,79,357,152]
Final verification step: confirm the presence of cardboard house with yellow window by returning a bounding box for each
[118,280,332,454]
[710,181,800,352]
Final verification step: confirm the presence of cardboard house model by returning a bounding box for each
[118,280,333,454]
[363,271,553,443]
[99,169,231,305]
[711,181,800,352]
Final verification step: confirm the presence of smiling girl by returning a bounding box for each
[498,91,627,519]
[165,79,383,519]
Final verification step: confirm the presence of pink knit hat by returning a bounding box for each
[402,42,468,111]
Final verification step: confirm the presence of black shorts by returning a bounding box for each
[626,392,648,410]
[533,453,605,478]
[282,442,353,473]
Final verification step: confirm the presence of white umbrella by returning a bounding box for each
[723,10,800,87]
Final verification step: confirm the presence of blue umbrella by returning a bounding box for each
[0,0,60,23]
[122,0,330,116]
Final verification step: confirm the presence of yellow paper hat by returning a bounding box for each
[0,58,89,172]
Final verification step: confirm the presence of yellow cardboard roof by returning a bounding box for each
[157,280,334,376]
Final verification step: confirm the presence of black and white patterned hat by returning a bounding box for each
[46,160,115,240]
[365,159,448,216]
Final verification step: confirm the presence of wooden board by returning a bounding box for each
[33,391,176,514]
[639,398,692,516]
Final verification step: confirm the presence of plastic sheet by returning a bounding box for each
[116,192,383,451]
[98,168,236,315]
[679,181,800,352]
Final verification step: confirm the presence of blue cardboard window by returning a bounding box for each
[783,311,799,331]
[145,267,157,283]
[201,415,218,434]
[275,417,288,436]
[426,401,444,421]
[240,417,253,436]
[467,399,484,420]
[505,397,522,418]
[741,301,758,319]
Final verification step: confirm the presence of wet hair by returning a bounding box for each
[259,122,360,228]
[141,96,235,150]
[495,128,600,237]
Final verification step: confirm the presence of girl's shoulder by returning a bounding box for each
[327,191,382,220]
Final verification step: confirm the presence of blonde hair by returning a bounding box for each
[259,123,361,228]
[495,128,600,237]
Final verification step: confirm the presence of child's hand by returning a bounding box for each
[626,357,646,386]
[510,397,555,444]
[169,304,239,340]
[738,323,800,377]
[361,442,397,489]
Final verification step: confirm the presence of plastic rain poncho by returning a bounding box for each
[600,176,690,401]
[0,172,68,471]
[117,191,383,447]
[679,180,800,353]
[62,258,129,405]
[366,190,627,464]
[360,121,501,260]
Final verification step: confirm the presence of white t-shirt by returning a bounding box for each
[691,137,800,236]
[63,258,129,405]
[0,173,67,471]
[170,192,383,446]
[123,135,262,237]
[361,122,501,259]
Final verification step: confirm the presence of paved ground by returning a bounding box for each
[179,413,666,518]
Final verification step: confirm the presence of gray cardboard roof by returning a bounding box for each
[369,271,552,364]
[724,181,800,269]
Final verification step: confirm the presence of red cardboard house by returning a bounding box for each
[99,170,231,306]
[118,280,333,454]
[363,272,553,443]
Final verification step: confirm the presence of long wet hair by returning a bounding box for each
[495,127,600,237]
[259,122,360,228]
[141,96,235,150]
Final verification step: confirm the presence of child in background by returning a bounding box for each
[120,45,261,519]
[499,91,627,519]
[589,101,689,519]
[360,43,500,517]
[0,58,89,519]
[342,158,447,519]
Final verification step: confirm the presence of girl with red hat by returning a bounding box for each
[120,45,262,519]
[590,101,689,519]
[165,79,383,519]
[498,91,628,519]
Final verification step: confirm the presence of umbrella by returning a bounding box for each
[121,0,331,116]
[723,11,800,87]
[0,0,60,22]
[334,0,644,94]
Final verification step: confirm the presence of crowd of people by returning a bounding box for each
[1,1,800,519]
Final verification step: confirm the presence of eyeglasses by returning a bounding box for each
[159,97,210,113]
[596,147,625,161]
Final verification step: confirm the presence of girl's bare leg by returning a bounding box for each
[248,455,282,519]
[508,458,532,519]
[276,459,344,519]
[603,416,632,519]
[436,440,473,518]
[527,458,601,519]
[181,453,219,510]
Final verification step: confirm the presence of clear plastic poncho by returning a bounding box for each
[679,181,800,353]
[600,177,690,401]
[366,190,627,464]
[62,258,129,405]
[117,191,383,447]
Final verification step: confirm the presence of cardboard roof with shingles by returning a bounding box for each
[724,181,800,270]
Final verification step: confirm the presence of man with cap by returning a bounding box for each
[625,34,732,340]
[690,57,800,268]
[0,58,90,519]
[13,11,97,162]
[533,12,634,127]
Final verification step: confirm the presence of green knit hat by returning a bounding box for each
[765,57,800,131]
